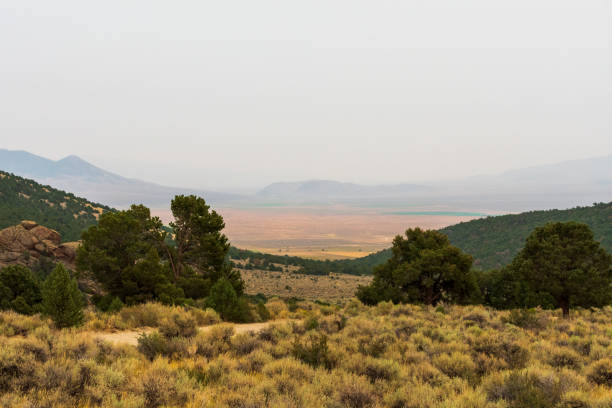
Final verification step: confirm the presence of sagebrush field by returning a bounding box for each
[1,301,611,408]
[239,268,372,300]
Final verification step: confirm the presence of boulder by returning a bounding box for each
[0,221,78,268]
[0,225,37,251]
[58,242,79,261]
[20,220,38,230]
[30,225,61,246]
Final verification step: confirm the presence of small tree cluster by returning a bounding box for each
[77,195,249,321]
[359,223,611,318]
[0,263,84,327]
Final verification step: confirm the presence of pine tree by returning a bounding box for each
[42,264,84,328]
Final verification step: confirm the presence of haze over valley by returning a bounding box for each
[3,148,610,258]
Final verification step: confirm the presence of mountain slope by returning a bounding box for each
[0,149,240,208]
[0,171,114,241]
[441,202,612,270]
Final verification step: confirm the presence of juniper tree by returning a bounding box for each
[357,228,480,306]
[511,222,612,317]
[41,263,84,328]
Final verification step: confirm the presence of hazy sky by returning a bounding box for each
[1,0,610,191]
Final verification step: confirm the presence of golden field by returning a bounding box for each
[153,206,483,260]
[1,301,611,408]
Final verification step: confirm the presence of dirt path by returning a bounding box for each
[93,320,287,346]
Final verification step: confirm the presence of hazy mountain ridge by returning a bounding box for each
[0,149,241,208]
[1,149,611,211]
[257,179,430,200]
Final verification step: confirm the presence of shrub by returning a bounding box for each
[548,347,582,369]
[0,265,42,314]
[136,358,193,407]
[137,332,168,360]
[433,352,477,381]
[502,308,547,330]
[586,358,612,387]
[483,368,574,408]
[335,374,375,408]
[41,264,84,328]
[158,311,197,338]
[265,298,289,319]
[256,301,271,321]
[231,332,261,356]
[292,333,333,369]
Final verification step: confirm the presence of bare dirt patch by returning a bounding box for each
[93,320,288,346]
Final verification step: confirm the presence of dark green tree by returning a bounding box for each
[76,205,168,301]
[357,228,479,306]
[41,264,84,328]
[0,265,42,314]
[77,197,244,308]
[510,222,612,317]
[206,277,252,322]
[168,195,230,278]
[166,195,244,295]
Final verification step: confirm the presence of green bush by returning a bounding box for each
[0,265,41,314]
[292,333,333,369]
[137,332,168,360]
[158,311,197,339]
[41,264,84,328]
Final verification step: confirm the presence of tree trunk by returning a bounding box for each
[424,287,435,306]
[559,297,570,318]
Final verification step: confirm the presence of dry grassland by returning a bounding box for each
[239,268,373,300]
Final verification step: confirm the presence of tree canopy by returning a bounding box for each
[76,196,246,318]
[509,222,612,317]
[41,263,84,328]
[357,228,480,306]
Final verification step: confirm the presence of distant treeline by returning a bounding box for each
[228,246,391,276]
[0,171,114,241]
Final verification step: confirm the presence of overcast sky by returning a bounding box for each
[0,0,610,191]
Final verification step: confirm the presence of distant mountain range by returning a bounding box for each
[0,149,239,208]
[257,180,431,201]
[1,149,610,211]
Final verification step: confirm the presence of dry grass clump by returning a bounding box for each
[0,302,611,407]
[84,302,220,332]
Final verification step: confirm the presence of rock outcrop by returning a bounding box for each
[0,220,79,268]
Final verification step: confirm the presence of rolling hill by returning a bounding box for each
[0,170,114,241]
[441,202,612,270]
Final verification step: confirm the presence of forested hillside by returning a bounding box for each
[442,202,612,269]
[0,171,113,241]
